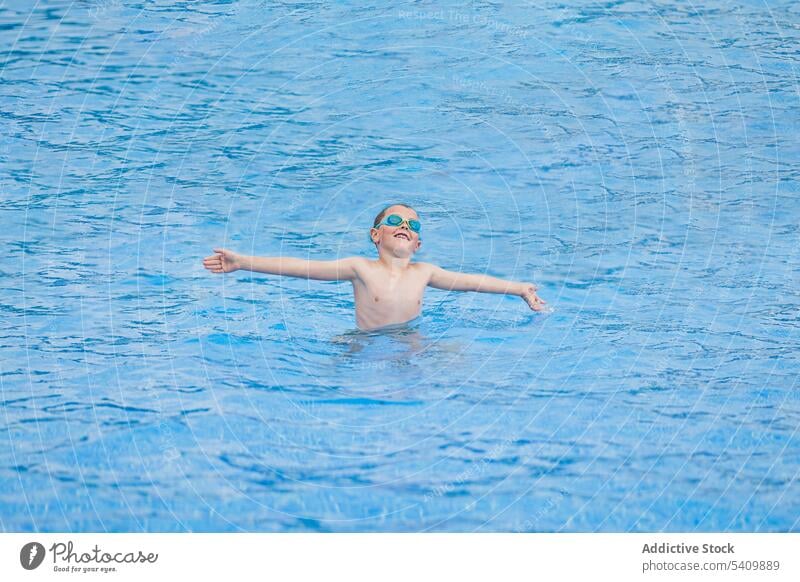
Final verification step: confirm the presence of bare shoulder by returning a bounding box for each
[342,256,371,280]
[412,261,439,281]
[346,256,373,269]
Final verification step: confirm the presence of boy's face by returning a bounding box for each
[370,205,421,257]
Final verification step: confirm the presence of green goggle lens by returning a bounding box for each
[382,214,421,232]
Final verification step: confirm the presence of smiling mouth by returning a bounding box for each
[394,232,410,240]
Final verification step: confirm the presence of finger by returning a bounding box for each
[213,248,226,255]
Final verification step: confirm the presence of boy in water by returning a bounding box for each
[202,203,546,330]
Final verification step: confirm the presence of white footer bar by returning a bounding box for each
[2,533,797,581]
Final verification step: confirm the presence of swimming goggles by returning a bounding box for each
[375,214,421,233]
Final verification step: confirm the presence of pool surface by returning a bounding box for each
[1,1,799,531]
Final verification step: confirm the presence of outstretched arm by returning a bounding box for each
[426,264,546,311]
[202,248,360,281]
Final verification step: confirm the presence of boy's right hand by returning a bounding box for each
[520,283,547,311]
[202,248,242,274]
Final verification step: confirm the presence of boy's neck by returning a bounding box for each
[377,252,412,273]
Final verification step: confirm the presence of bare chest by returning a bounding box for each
[354,272,426,310]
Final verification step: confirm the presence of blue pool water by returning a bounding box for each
[2,1,799,532]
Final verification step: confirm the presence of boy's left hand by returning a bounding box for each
[520,284,546,311]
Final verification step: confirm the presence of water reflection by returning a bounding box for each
[332,318,427,364]
[329,317,469,389]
